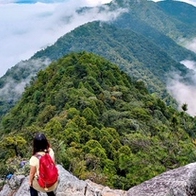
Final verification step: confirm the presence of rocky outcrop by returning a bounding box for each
[0,165,127,196]
[2,162,196,196]
[127,162,196,196]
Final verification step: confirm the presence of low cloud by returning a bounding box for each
[0,58,50,102]
[184,38,196,53]
[167,60,196,116]
[167,29,196,116]
[0,0,121,77]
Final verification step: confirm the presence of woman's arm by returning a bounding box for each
[28,165,36,186]
[49,148,55,162]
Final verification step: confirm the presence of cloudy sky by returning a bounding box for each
[0,0,114,77]
[0,0,196,77]
[167,60,196,116]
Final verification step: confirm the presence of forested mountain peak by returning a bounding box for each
[1,52,196,190]
[2,51,148,133]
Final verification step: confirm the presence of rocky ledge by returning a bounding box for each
[1,162,196,196]
[0,165,126,196]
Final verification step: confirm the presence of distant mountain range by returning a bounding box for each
[0,0,196,118]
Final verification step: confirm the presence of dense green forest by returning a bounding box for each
[1,52,196,190]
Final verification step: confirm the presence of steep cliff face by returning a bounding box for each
[0,165,127,196]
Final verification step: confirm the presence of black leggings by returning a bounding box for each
[30,186,55,196]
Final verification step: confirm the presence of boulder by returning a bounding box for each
[127,162,196,196]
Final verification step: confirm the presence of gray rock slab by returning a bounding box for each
[127,162,196,196]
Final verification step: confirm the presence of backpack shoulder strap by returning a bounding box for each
[35,153,42,159]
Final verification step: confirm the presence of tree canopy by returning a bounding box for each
[0,51,196,190]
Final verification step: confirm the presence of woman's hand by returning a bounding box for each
[28,180,32,186]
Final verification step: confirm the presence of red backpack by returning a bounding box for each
[36,153,58,190]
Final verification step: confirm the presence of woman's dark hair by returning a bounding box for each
[32,133,50,155]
